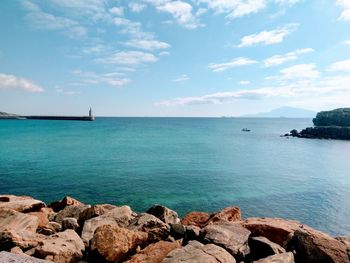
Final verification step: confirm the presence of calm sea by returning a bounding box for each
[1,118,349,236]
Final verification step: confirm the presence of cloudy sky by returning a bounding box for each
[0,0,349,116]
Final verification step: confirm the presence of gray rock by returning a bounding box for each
[163,240,236,263]
[128,213,170,241]
[201,223,250,259]
[146,205,180,224]
[253,252,294,263]
[0,251,53,263]
[62,217,79,231]
[81,205,134,245]
[249,236,286,261]
[170,223,186,240]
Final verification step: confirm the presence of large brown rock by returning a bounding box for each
[0,251,53,263]
[29,208,53,228]
[207,206,241,225]
[146,205,180,224]
[49,196,85,212]
[0,209,39,233]
[242,218,302,247]
[201,223,250,259]
[81,206,134,245]
[33,230,84,263]
[290,228,350,263]
[54,205,86,225]
[336,236,350,257]
[128,213,170,241]
[181,212,211,228]
[249,236,286,261]
[0,230,41,251]
[0,195,45,213]
[90,224,148,263]
[253,252,294,263]
[124,240,181,263]
[163,240,237,263]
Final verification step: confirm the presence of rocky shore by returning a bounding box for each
[0,195,349,263]
[284,108,350,140]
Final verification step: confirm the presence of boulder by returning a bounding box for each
[0,209,39,233]
[201,223,250,259]
[78,204,116,224]
[249,236,286,261]
[54,205,86,225]
[49,196,85,212]
[289,228,350,263]
[124,240,181,263]
[146,205,180,224]
[0,230,40,251]
[163,240,236,263]
[29,208,53,228]
[207,206,241,225]
[335,236,350,257]
[81,206,134,245]
[253,252,294,263]
[242,218,302,247]
[128,213,170,241]
[62,217,79,231]
[0,195,45,213]
[33,230,84,263]
[185,225,201,241]
[90,224,148,263]
[38,222,61,236]
[0,251,53,263]
[170,223,186,240]
[181,212,211,228]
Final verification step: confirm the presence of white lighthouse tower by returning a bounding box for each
[88,107,95,120]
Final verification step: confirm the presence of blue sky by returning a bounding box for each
[0,0,350,116]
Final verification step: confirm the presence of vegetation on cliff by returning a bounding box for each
[313,108,350,127]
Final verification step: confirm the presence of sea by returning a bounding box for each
[0,117,349,236]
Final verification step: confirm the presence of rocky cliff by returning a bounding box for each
[0,194,349,263]
[285,108,350,140]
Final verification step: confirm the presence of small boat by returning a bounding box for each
[242,128,251,132]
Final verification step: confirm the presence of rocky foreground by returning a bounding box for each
[0,195,349,263]
[285,108,350,140]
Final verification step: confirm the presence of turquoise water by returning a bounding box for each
[1,118,350,236]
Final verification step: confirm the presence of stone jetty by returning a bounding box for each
[0,194,349,263]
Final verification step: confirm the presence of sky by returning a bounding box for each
[0,0,350,117]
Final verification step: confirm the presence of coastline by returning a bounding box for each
[0,194,349,263]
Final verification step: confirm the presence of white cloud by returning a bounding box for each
[145,0,201,29]
[264,48,314,67]
[173,74,189,82]
[72,70,131,87]
[239,80,251,85]
[23,1,87,38]
[198,0,267,18]
[329,59,350,72]
[81,44,109,54]
[55,87,81,95]
[109,7,124,16]
[343,40,350,45]
[157,75,350,106]
[270,63,320,80]
[159,51,170,56]
[95,51,158,65]
[274,0,301,6]
[0,73,44,92]
[237,23,299,47]
[124,39,171,50]
[129,2,146,12]
[113,17,154,39]
[209,57,257,72]
[337,0,350,21]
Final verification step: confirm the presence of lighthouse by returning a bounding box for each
[89,107,95,121]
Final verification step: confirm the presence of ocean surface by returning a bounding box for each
[1,117,350,236]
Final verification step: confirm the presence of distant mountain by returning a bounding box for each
[243,107,316,118]
[0,111,19,118]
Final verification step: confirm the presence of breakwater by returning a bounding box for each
[24,116,95,121]
[0,194,349,263]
